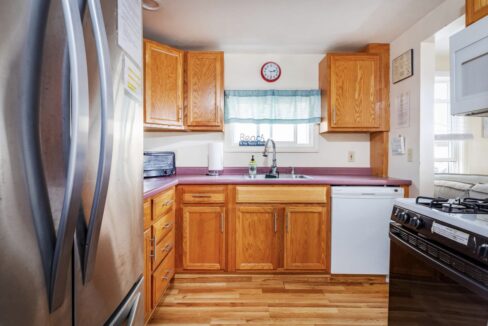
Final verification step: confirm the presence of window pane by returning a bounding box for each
[296,124,310,144]
[434,102,449,134]
[258,124,271,140]
[272,124,294,142]
[435,82,449,100]
[434,162,449,173]
[234,123,258,143]
[434,142,450,159]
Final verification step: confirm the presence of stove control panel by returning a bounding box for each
[391,205,488,265]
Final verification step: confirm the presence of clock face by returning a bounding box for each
[261,62,281,82]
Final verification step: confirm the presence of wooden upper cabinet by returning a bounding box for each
[182,206,225,270]
[320,53,382,132]
[144,40,184,130]
[185,52,224,131]
[284,206,327,270]
[235,206,281,270]
[466,0,488,26]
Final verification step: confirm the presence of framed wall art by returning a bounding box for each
[392,49,413,84]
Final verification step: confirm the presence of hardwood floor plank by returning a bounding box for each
[148,274,388,325]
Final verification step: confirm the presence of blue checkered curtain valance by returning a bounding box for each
[224,89,321,124]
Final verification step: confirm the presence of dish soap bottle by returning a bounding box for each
[248,155,257,178]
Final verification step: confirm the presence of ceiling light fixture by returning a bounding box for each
[143,0,161,11]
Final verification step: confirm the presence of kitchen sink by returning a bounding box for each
[244,174,313,180]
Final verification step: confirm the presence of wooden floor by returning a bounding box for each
[148,274,388,325]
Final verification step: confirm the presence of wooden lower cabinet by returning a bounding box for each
[144,187,176,322]
[235,206,281,270]
[182,206,226,270]
[285,206,327,270]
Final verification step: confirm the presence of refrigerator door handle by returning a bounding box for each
[82,0,115,283]
[106,277,143,326]
[49,0,90,311]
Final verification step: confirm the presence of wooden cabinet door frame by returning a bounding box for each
[143,229,152,320]
[326,53,381,131]
[284,206,327,270]
[235,206,281,270]
[182,206,226,270]
[185,52,224,131]
[144,40,184,129]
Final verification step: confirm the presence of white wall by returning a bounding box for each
[144,53,370,168]
[389,0,464,196]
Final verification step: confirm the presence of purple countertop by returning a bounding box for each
[143,167,411,199]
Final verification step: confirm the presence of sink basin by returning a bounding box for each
[244,174,312,180]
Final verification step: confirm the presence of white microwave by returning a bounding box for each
[450,15,488,116]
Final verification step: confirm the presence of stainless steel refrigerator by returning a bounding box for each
[0,0,144,324]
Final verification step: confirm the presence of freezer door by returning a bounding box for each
[74,0,144,324]
[0,0,85,323]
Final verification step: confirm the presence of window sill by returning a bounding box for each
[224,145,319,153]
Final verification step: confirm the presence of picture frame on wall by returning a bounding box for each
[392,49,414,84]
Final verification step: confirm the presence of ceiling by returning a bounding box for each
[143,0,445,53]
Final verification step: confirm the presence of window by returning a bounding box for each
[433,75,467,173]
[225,122,317,152]
[224,89,320,152]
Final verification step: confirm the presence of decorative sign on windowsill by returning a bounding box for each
[239,134,266,147]
[392,49,413,84]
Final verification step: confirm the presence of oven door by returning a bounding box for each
[388,224,488,326]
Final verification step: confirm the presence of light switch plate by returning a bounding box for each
[407,148,413,162]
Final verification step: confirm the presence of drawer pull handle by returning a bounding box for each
[191,194,212,198]
[162,244,173,252]
[162,269,173,281]
[162,222,173,229]
[162,199,173,207]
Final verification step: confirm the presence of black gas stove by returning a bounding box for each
[388,196,488,325]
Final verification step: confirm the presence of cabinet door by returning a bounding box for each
[143,228,152,319]
[182,206,225,270]
[466,0,488,26]
[185,52,224,131]
[285,206,327,270]
[328,54,380,129]
[144,40,184,129]
[236,206,280,270]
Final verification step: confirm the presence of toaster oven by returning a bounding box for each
[143,151,176,178]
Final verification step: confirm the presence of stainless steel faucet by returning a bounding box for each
[262,138,279,177]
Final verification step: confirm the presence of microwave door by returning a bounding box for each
[450,16,488,116]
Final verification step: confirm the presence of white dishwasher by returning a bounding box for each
[331,186,404,275]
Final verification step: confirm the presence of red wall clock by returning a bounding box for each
[261,62,281,82]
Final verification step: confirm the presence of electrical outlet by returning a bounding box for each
[347,151,355,162]
[407,148,413,162]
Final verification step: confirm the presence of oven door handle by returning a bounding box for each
[389,230,488,299]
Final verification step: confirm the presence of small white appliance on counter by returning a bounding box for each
[450,15,488,116]
[331,186,404,275]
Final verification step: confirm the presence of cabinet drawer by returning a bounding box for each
[152,249,175,305]
[236,186,327,204]
[153,188,175,218]
[153,210,175,244]
[153,230,175,270]
[180,186,226,204]
[144,199,152,230]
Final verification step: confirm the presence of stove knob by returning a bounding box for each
[399,212,410,223]
[478,244,488,259]
[410,217,424,229]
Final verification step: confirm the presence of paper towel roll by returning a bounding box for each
[208,142,224,173]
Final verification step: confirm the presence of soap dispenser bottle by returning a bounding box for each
[249,155,257,178]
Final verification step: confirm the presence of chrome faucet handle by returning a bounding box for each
[290,167,295,175]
